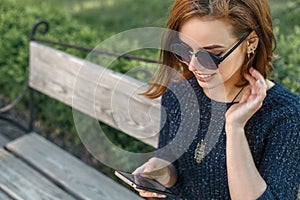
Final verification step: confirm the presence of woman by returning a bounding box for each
[134,0,300,199]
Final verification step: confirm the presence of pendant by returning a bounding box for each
[194,139,206,164]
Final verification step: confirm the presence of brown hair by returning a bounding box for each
[143,0,276,99]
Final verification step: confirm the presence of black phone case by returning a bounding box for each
[115,171,177,197]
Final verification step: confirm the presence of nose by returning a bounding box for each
[188,54,202,71]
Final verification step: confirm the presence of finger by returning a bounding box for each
[144,164,155,174]
[239,88,251,104]
[133,158,157,175]
[138,190,166,198]
[244,80,266,111]
[244,73,258,95]
[255,79,267,100]
[132,165,145,175]
[249,67,264,82]
[244,71,256,87]
[249,68,268,89]
[245,68,268,95]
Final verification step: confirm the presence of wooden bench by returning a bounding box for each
[1,133,142,200]
[0,34,162,199]
[29,41,160,148]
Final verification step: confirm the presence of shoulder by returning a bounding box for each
[258,81,300,132]
[247,82,299,133]
[263,81,300,117]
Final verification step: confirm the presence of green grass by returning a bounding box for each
[15,0,298,33]
[22,0,300,34]
[24,0,173,35]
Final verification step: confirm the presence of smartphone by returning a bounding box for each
[115,171,177,197]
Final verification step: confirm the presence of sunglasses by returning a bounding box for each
[170,34,249,70]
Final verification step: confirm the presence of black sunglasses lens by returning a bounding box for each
[195,51,218,70]
[171,43,219,70]
[171,44,191,63]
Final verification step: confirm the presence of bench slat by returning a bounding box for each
[0,189,13,200]
[0,148,76,200]
[6,133,143,200]
[29,41,160,148]
[0,134,9,147]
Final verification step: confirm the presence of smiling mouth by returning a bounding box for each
[194,71,215,79]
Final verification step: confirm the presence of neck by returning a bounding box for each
[200,67,244,102]
[203,85,244,103]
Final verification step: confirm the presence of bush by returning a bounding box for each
[0,0,102,98]
[273,26,300,95]
[271,0,300,95]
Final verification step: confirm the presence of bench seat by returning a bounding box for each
[5,133,143,200]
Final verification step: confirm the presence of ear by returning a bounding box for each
[246,31,259,53]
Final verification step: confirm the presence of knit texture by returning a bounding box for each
[157,77,300,200]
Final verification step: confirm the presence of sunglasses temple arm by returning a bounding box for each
[218,34,249,63]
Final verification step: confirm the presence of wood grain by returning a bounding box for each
[0,149,76,200]
[0,189,13,200]
[29,42,160,148]
[6,133,143,200]
[0,134,9,147]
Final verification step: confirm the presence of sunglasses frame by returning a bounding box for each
[171,33,250,70]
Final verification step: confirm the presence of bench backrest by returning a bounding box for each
[29,41,160,148]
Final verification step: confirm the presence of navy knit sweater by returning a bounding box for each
[157,77,300,199]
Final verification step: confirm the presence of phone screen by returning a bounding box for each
[115,171,177,197]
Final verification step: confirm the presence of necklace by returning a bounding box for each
[194,87,244,164]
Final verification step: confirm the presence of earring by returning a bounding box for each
[247,46,256,59]
[250,46,256,54]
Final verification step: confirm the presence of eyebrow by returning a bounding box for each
[178,38,225,50]
[203,45,225,50]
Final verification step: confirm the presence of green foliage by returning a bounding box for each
[270,0,300,95]
[65,0,172,33]
[0,0,101,100]
[273,26,300,94]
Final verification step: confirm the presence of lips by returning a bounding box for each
[194,71,216,82]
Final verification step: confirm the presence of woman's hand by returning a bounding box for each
[226,68,268,130]
[133,157,177,198]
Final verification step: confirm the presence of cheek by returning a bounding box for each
[218,49,245,76]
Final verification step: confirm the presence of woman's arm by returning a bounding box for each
[225,68,268,199]
[225,68,300,199]
[225,126,267,199]
[226,109,300,200]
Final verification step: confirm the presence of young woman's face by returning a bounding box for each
[178,17,246,91]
